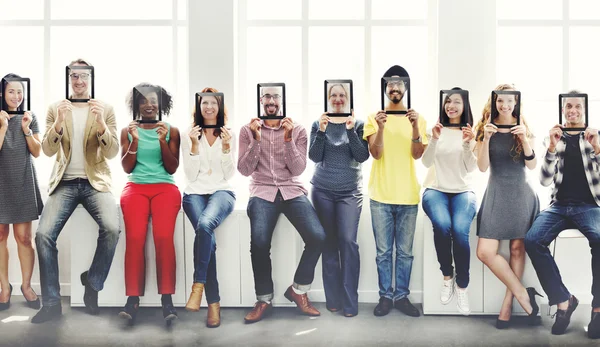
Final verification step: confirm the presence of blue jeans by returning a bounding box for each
[35,179,120,307]
[525,201,600,308]
[311,187,362,315]
[370,199,417,301]
[182,190,235,304]
[422,189,476,288]
[247,192,326,301]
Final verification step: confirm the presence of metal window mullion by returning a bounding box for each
[563,0,570,91]
[44,0,51,111]
[302,0,309,124]
[365,0,372,116]
[238,0,248,130]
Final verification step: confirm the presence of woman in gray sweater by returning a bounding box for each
[308,84,369,317]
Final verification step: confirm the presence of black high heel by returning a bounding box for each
[526,287,543,325]
[0,284,13,311]
[496,318,510,329]
[21,286,41,310]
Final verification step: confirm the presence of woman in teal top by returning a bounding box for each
[118,83,181,326]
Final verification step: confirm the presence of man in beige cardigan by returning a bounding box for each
[32,59,121,324]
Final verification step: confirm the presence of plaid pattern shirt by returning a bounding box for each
[540,133,600,206]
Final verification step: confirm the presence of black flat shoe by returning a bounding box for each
[526,287,543,326]
[31,305,62,324]
[81,271,99,315]
[118,301,139,324]
[0,284,13,311]
[162,303,178,322]
[552,295,579,335]
[21,286,40,310]
[496,318,510,329]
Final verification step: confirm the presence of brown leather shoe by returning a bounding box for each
[207,302,221,328]
[284,285,320,316]
[244,301,273,323]
[185,283,205,312]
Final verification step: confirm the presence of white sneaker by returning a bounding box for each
[455,284,471,315]
[440,278,455,305]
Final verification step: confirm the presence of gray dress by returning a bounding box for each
[0,114,43,224]
[477,132,539,240]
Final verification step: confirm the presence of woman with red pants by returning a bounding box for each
[118,83,181,325]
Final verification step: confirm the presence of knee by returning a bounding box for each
[510,241,526,257]
[311,226,326,246]
[0,226,9,243]
[476,248,494,264]
[197,217,218,235]
[35,227,56,248]
[14,231,33,246]
[104,223,121,242]
[250,238,270,254]
[432,220,452,237]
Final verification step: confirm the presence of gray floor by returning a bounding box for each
[0,298,598,347]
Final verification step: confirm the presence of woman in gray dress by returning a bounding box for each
[474,84,542,329]
[0,73,43,311]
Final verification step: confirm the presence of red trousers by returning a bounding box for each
[120,182,181,296]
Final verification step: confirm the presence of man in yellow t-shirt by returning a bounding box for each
[363,65,428,318]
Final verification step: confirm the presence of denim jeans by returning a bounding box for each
[247,192,326,301]
[311,187,362,315]
[370,199,417,301]
[422,189,476,288]
[35,179,120,307]
[182,190,235,304]
[524,201,600,308]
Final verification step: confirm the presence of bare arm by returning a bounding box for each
[120,127,137,174]
[161,126,180,175]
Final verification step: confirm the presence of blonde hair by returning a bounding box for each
[475,83,532,160]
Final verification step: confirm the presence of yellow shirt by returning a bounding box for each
[363,113,428,205]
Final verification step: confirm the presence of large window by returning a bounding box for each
[0,0,188,199]
[235,0,437,203]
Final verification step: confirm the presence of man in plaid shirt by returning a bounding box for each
[525,92,600,339]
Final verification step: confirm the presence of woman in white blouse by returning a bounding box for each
[181,87,236,328]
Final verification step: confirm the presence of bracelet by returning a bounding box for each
[374,142,384,147]
[523,150,535,161]
[127,150,137,155]
[412,136,422,143]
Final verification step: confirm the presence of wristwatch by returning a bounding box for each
[24,129,33,137]
[411,136,422,143]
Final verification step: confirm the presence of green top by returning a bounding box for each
[128,123,175,184]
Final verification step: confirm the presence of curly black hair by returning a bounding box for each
[127,82,173,117]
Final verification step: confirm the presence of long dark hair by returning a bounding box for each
[441,87,473,125]
[1,73,25,112]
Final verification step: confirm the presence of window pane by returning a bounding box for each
[309,0,365,20]
[177,0,187,20]
[0,0,44,20]
[245,26,302,120]
[246,0,302,20]
[371,27,430,118]
[51,0,173,19]
[50,26,174,195]
[570,28,600,103]
[570,0,600,20]
[371,0,427,20]
[496,27,562,101]
[308,27,364,117]
[497,0,562,20]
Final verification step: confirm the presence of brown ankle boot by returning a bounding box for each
[185,283,204,312]
[207,302,221,328]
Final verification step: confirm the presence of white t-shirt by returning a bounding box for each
[422,127,477,193]
[181,127,236,195]
[63,106,90,179]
